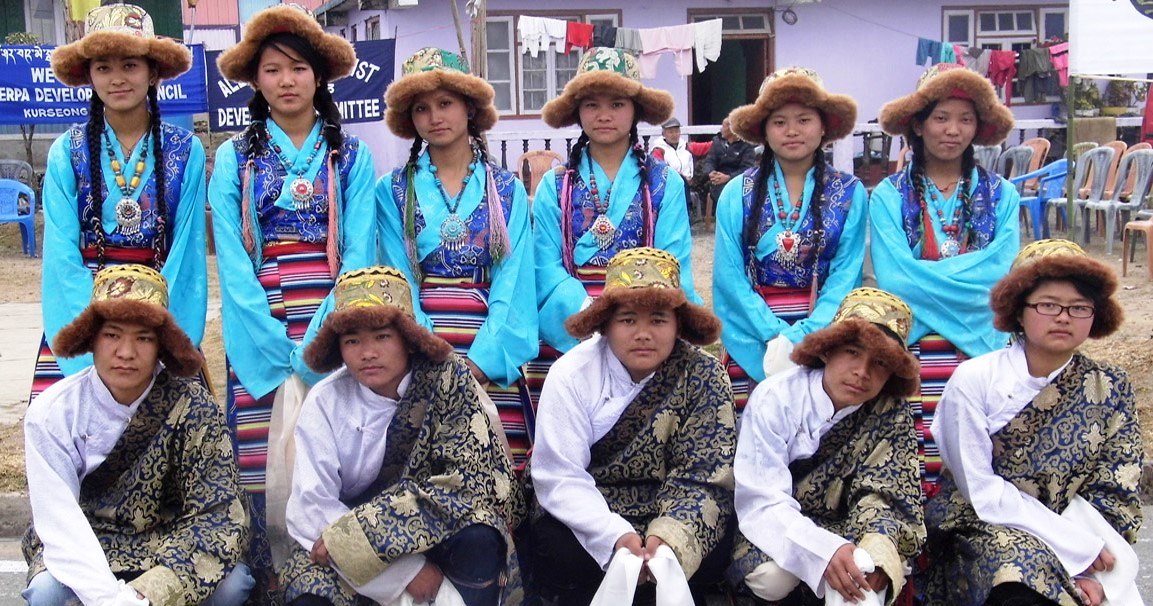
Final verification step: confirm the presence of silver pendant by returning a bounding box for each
[115,197,142,236]
[590,214,617,250]
[440,212,468,250]
[289,176,314,210]
[940,237,961,258]
[774,229,801,268]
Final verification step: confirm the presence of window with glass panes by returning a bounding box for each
[486,12,621,116]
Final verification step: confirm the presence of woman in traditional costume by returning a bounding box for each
[209,4,376,598]
[922,239,1141,606]
[376,47,537,471]
[713,67,866,412]
[34,3,206,401]
[529,247,734,606]
[871,62,1020,497]
[281,266,523,606]
[527,47,699,408]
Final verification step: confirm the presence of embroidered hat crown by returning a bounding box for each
[1011,238,1086,270]
[759,66,823,95]
[91,264,169,309]
[85,3,155,37]
[916,62,969,91]
[576,47,643,82]
[603,247,681,292]
[402,47,472,76]
[333,266,416,317]
[831,287,913,344]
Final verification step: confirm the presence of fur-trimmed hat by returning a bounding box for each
[879,62,1015,146]
[51,4,192,87]
[52,264,202,377]
[791,287,920,398]
[384,47,499,140]
[304,266,454,373]
[565,248,720,345]
[541,47,674,129]
[728,67,858,145]
[990,239,1123,338]
[216,4,355,83]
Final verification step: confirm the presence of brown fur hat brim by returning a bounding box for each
[52,300,202,377]
[564,288,721,346]
[879,67,1015,146]
[384,70,499,139]
[304,306,454,374]
[216,5,355,82]
[728,73,858,145]
[51,32,191,87]
[790,318,920,398]
[989,254,1123,338]
[540,71,674,129]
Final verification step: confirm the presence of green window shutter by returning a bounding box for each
[131,0,183,38]
[0,1,27,40]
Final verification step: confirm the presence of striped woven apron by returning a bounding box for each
[525,264,607,412]
[419,273,536,472]
[722,285,811,412]
[226,241,332,588]
[30,246,157,402]
[908,333,962,500]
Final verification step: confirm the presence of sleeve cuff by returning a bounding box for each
[131,565,182,606]
[646,516,704,578]
[322,511,389,586]
[858,532,904,603]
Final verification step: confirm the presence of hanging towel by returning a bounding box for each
[542,17,568,54]
[638,24,695,78]
[566,21,594,53]
[939,42,956,64]
[593,23,617,47]
[518,16,548,57]
[614,27,643,54]
[694,18,724,72]
[988,50,1018,105]
[1049,42,1070,87]
[1018,47,1054,103]
[916,38,941,66]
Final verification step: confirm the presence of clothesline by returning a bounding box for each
[915,37,1069,107]
[515,16,724,78]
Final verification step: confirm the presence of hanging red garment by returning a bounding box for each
[1143,93,1153,143]
[987,50,1018,106]
[565,22,594,53]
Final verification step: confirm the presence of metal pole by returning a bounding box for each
[1065,76,1077,239]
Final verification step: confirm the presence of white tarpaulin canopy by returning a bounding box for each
[1070,0,1153,77]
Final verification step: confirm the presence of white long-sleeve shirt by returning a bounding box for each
[25,366,156,606]
[530,336,654,568]
[286,368,425,602]
[930,342,1103,575]
[734,366,862,595]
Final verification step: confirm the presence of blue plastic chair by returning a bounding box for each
[1011,159,1068,239]
[0,178,37,257]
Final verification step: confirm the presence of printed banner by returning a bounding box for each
[205,38,395,131]
[0,44,208,125]
[1070,0,1153,75]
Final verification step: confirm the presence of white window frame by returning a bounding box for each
[486,15,517,114]
[366,16,380,41]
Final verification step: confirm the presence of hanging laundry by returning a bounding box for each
[693,19,723,72]
[543,18,568,54]
[1048,42,1069,87]
[638,24,695,78]
[987,50,1018,106]
[614,27,643,54]
[916,38,942,66]
[939,43,956,64]
[968,47,991,76]
[593,23,617,47]
[1142,92,1153,143]
[1018,47,1055,103]
[518,16,548,57]
[954,45,971,68]
[566,21,594,53]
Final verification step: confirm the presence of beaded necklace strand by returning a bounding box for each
[266,130,324,210]
[769,170,804,264]
[585,154,616,250]
[924,176,965,258]
[102,129,150,236]
[431,147,479,251]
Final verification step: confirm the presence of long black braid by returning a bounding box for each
[243,90,271,158]
[627,123,655,244]
[148,85,168,269]
[85,93,107,267]
[808,147,827,289]
[314,82,344,162]
[566,132,590,177]
[468,119,491,166]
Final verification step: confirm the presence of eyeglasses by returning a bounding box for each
[1024,302,1095,319]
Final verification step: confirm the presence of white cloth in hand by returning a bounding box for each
[763,335,797,379]
[114,580,149,606]
[388,577,465,606]
[822,548,884,606]
[589,547,644,606]
[1061,496,1144,606]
